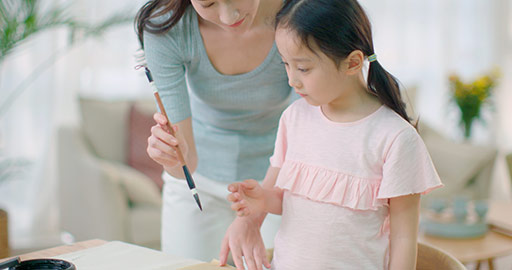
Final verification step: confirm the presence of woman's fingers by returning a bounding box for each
[151,125,178,147]
[219,235,230,266]
[253,249,264,270]
[153,112,167,125]
[243,245,257,270]
[231,245,245,270]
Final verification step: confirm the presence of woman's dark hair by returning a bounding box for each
[276,0,412,125]
[135,0,191,48]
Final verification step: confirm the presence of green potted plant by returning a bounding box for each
[1,0,134,117]
[0,0,134,258]
[448,69,500,140]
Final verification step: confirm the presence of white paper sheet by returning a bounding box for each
[52,241,202,270]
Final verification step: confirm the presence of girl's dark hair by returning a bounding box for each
[276,0,412,125]
[135,0,191,48]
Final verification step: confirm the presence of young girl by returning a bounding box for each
[227,0,443,269]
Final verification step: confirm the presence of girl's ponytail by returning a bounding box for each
[367,60,411,124]
[135,0,191,48]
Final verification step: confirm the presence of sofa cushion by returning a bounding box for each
[127,104,164,190]
[418,122,496,198]
[79,98,155,163]
[80,98,131,163]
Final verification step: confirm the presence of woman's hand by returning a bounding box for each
[227,180,266,217]
[219,215,271,270]
[146,112,189,169]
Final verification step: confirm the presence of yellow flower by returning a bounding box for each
[474,77,488,89]
[449,74,459,82]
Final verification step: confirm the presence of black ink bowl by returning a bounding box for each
[0,257,75,270]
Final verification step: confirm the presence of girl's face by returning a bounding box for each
[275,27,355,107]
[191,0,260,32]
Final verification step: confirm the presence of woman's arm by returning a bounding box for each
[388,193,421,270]
[147,115,198,179]
[219,166,281,270]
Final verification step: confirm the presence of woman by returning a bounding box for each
[136,0,292,269]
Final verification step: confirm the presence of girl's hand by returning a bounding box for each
[227,180,266,217]
[146,112,189,168]
[219,216,271,270]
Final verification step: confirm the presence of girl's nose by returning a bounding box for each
[219,5,240,25]
[288,77,303,89]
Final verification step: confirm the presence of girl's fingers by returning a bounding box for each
[228,183,240,193]
[227,193,242,203]
[242,179,258,190]
[231,201,246,211]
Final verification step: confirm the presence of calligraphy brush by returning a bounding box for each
[135,50,202,211]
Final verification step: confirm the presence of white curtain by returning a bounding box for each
[0,0,511,249]
[0,0,149,249]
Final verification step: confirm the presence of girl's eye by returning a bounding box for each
[298,68,309,73]
[280,61,288,66]
[202,2,214,8]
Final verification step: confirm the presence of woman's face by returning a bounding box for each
[191,0,260,32]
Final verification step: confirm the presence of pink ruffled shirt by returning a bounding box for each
[269,99,443,270]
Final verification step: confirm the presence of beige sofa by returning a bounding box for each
[56,96,497,250]
[57,97,161,250]
[417,121,496,201]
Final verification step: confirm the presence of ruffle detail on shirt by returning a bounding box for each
[275,160,387,210]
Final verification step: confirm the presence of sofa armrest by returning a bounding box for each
[57,125,130,242]
[97,159,162,208]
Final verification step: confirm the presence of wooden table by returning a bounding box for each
[420,230,512,269]
[0,239,229,269]
[420,201,512,270]
[0,239,107,263]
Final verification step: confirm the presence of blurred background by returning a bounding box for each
[0,0,511,266]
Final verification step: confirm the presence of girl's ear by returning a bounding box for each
[345,50,364,75]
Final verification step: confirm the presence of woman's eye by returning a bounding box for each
[202,2,214,8]
[298,68,309,72]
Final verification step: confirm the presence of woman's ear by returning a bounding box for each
[345,50,364,75]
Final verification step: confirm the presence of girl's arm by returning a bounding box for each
[228,167,283,215]
[147,115,198,179]
[388,193,421,270]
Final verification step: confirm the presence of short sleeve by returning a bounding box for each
[144,27,191,123]
[377,127,443,199]
[269,111,288,168]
